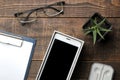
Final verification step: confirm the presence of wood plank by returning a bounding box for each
[0,1,120,18]
[0,0,47,6]
[27,60,120,80]
[111,0,120,6]
[1,0,120,6]
[27,60,42,80]
[0,18,120,61]
[69,0,120,6]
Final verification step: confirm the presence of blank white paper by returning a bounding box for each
[0,40,33,80]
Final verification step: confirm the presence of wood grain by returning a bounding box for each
[0,0,120,17]
[0,18,120,61]
[1,0,120,6]
[0,0,119,80]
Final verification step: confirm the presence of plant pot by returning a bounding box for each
[83,12,112,42]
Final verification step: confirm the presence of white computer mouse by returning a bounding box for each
[89,63,114,80]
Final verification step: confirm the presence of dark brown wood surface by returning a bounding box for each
[0,0,120,80]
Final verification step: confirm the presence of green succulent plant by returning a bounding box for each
[84,18,111,44]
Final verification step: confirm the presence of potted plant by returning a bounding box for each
[83,13,112,44]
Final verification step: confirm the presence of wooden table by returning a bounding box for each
[0,0,120,80]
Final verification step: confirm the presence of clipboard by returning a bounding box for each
[0,30,36,80]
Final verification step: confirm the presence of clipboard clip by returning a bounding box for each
[0,32,23,47]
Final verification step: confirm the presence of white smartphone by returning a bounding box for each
[36,31,84,80]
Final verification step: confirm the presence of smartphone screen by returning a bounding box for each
[39,39,78,80]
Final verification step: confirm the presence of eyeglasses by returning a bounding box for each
[14,1,65,26]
